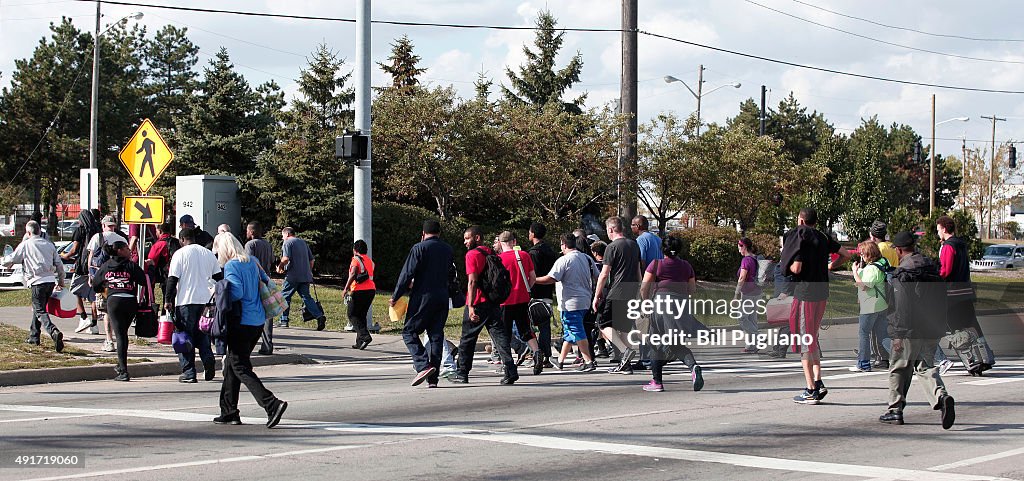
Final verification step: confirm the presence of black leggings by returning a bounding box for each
[348,290,375,344]
[650,345,697,384]
[106,295,137,373]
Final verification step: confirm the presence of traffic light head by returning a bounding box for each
[1010,145,1017,169]
[336,130,369,165]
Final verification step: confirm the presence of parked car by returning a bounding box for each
[971,244,1024,271]
[57,220,78,237]
[0,241,77,288]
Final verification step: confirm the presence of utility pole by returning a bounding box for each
[89,0,100,170]
[759,85,766,136]
[695,64,704,135]
[980,114,1005,239]
[929,94,936,214]
[619,0,638,222]
[354,0,378,331]
[961,137,967,210]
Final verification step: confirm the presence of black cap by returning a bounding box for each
[870,220,887,240]
[892,231,916,248]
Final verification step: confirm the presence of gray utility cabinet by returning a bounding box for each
[175,175,240,235]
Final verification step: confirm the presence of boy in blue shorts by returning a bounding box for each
[534,233,596,372]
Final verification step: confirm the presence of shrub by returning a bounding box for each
[670,226,742,281]
[918,209,983,260]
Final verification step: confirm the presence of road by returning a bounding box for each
[1,314,1023,481]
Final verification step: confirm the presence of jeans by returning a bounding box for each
[106,295,137,373]
[220,323,279,417]
[28,283,59,342]
[457,302,517,379]
[402,296,448,384]
[175,304,215,379]
[738,293,760,349]
[858,311,890,369]
[281,280,322,322]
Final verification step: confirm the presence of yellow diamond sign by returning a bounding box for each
[122,195,165,224]
[118,119,173,193]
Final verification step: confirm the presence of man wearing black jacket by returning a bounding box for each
[391,220,454,387]
[880,232,955,429]
[527,222,557,363]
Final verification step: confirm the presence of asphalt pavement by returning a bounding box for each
[0,311,1022,481]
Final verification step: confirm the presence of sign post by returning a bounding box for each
[118,119,173,274]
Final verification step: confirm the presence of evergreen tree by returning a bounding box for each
[502,10,585,114]
[145,25,199,129]
[474,70,493,102]
[377,35,425,94]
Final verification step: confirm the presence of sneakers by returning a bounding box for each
[316,316,326,331]
[879,410,904,425]
[815,380,828,401]
[515,350,532,366]
[277,320,289,329]
[938,359,954,376]
[213,414,242,425]
[607,363,633,375]
[266,400,288,428]
[643,380,664,392]
[439,368,456,379]
[550,359,564,371]
[531,355,544,375]
[75,318,92,333]
[576,361,596,372]
[499,375,519,385]
[51,330,64,353]
[178,375,198,383]
[940,395,956,430]
[102,339,115,352]
[792,389,821,405]
[873,359,890,370]
[205,366,216,382]
[411,366,436,386]
[691,365,704,392]
[447,373,469,384]
[848,365,871,373]
[114,369,130,382]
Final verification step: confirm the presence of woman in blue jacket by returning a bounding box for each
[212,233,288,428]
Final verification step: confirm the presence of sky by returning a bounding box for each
[3,0,1024,165]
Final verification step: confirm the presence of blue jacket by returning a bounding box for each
[392,236,453,307]
[223,258,267,327]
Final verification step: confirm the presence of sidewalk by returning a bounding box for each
[0,306,413,387]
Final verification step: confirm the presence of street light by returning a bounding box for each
[929,105,969,213]
[664,67,740,135]
[89,8,144,170]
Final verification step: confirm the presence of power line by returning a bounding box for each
[69,0,1024,95]
[745,0,1024,65]
[789,0,1024,43]
[639,30,1024,94]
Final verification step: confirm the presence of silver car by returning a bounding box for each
[971,244,1024,271]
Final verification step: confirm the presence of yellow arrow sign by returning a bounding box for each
[118,119,173,193]
[122,196,165,224]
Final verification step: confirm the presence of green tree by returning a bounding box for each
[636,113,703,232]
[800,134,852,232]
[843,118,891,240]
[501,10,585,114]
[766,93,833,165]
[377,35,425,94]
[144,25,199,129]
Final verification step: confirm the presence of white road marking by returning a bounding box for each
[928,446,1024,471]
[961,375,1024,386]
[0,404,1016,481]
[0,414,99,423]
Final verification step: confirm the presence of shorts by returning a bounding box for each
[789,298,826,355]
[561,309,588,343]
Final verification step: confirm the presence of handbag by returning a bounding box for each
[257,263,286,320]
[198,298,216,333]
[134,273,158,338]
[353,254,370,284]
[301,283,324,322]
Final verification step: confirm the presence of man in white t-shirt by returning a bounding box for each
[164,227,222,383]
[87,216,128,353]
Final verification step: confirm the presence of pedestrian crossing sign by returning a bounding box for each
[118,118,173,193]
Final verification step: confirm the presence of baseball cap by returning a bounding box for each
[179,214,195,225]
[891,231,916,248]
[101,215,116,226]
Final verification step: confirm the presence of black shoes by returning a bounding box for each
[940,395,956,430]
[815,380,828,401]
[879,410,904,425]
[316,316,326,331]
[447,374,469,384]
[51,330,64,353]
[205,366,216,382]
[499,375,519,385]
[266,401,288,428]
[25,337,40,345]
[214,414,243,425]
[114,369,130,382]
[179,374,198,383]
[532,354,544,375]
[258,348,274,355]
[351,339,371,350]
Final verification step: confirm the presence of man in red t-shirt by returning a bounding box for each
[497,231,544,375]
[450,226,518,385]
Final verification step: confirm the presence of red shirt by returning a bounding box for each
[466,246,492,306]
[499,249,534,306]
[147,234,172,268]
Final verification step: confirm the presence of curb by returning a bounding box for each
[0,353,316,388]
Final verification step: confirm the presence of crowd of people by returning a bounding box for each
[3,205,999,431]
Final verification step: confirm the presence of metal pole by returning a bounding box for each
[759,85,766,136]
[695,64,704,136]
[89,0,100,170]
[354,0,377,332]
[981,115,1005,239]
[929,94,936,214]
[961,138,966,210]
[619,0,638,222]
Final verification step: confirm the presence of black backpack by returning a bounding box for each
[475,247,512,304]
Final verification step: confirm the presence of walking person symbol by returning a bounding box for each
[137,131,156,178]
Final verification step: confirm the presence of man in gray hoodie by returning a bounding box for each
[3,221,66,351]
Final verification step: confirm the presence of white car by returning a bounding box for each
[971,244,1024,271]
[0,241,78,289]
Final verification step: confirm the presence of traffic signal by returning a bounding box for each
[913,141,922,163]
[1011,144,1017,169]
[335,130,368,165]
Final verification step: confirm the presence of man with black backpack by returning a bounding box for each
[145,223,179,304]
[450,226,518,385]
[880,232,955,429]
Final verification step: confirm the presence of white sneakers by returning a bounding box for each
[938,359,955,376]
[74,318,92,333]
[102,340,115,352]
